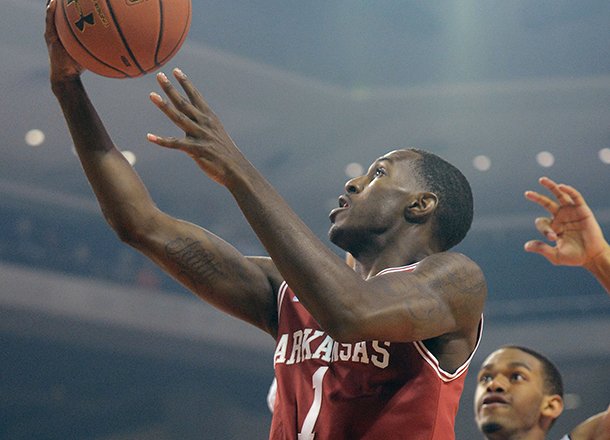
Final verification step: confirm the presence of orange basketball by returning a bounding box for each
[54,0,191,79]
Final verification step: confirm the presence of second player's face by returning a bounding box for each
[474,348,549,438]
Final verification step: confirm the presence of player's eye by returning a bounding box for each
[478,374,492,384]
[374,167,387,177]
[511,373,525,382]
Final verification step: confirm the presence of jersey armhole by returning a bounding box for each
[413,314,484,382]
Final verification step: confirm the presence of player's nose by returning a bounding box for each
[345,176,365,194]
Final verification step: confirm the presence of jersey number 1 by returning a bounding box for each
[298,366,329,440]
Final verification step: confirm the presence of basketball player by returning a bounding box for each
[524,177,610,294]
[474,346,609,440]
[45,1,487,438]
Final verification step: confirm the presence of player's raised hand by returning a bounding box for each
[524,177,608,267]
[147,68,249,187]
[44,0,84,83]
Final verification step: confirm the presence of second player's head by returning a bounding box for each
[474,346,564,440]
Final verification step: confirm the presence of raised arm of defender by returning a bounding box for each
[45,0,279,335]
[525,177,610,294]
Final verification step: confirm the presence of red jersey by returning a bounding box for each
[269,263,483,440]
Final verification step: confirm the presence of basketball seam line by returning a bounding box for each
[156,0,191,66]
[153,0,163,66]
[105,0,146,76]
[60,0,127,78]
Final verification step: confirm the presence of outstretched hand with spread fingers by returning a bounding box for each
[524,177,608,267]
[147,69,251,188]
[525,177,610,294]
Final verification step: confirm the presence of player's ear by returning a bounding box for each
[540,394,564,422]
[404,192,438,223]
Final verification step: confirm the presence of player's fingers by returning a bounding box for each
[557,184,586,207]
[146,133,183,150]
[45,0,58,41]
[524,240,556,261]
[155,73,200,122]
[539,176,574,206]
[147,134,216,164]
[149,92,200,133]
[538,176,557,187]
[146,133,207,154]
[172,68,212,115]
[534,217,557,241]
[524,190,559,214]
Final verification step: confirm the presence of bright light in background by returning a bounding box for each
[473,155,491,171]
[345,162,364,178]
[25,129,45,146]
[536,151,555,168]
[71,146,137,166]
[599,148,610,164]
[121,150,137,166]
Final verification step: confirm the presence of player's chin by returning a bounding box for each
[328,224,348,249]
[476,413,505,435]
[328,223,340,243]
[480,421,504,435]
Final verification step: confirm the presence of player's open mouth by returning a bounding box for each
[338,195,350,208]
[329,195,351,222]
[481,395,509,407]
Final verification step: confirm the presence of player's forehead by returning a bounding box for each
[376,149,421,163]
[480,348,541,373]
[367,149,421,172]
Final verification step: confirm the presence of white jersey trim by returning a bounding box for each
[277,282,289,323]
[375,262,420,277]
[413,315,484,383]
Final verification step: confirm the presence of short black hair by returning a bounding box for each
[408,148,474,250]
[503,345,564,397]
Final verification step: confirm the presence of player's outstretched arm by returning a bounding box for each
[569,405,610,440]
[44,0,280,336]
[524,177,610,294]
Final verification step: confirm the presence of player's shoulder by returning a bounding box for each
[417,251,484,276]
[417,252,487,304]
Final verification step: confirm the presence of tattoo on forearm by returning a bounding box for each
[165,237,224,284]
